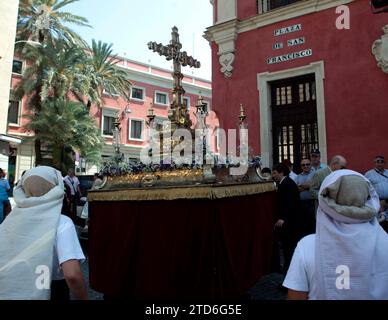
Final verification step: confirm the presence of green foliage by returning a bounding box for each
[14,40,87,104]
[17,0,90,46]
[80,39,132,107]
[15,39,132,111]
[15,0,132,170]
[24,98,103,170]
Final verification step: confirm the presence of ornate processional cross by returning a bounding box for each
[148,26,201,128]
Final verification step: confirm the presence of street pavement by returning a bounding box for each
[80,257,286,300]
[80,258,103,300]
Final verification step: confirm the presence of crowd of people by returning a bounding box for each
[272,151,388,299]
[0,151,387,300]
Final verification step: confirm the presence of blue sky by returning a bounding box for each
[66,0,213,80]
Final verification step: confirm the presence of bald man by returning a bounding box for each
[310,155,347,200]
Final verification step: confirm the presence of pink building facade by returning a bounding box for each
[8,56,212,178]
[206,0,388,173]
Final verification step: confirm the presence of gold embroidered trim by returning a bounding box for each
[88,182,276,202]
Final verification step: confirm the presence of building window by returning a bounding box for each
[103,87,120,97]
[131,87,145,101]
[202,101,210,113]
[102,115,115,136]
[298,81,316,102]
[275,86,292,106]
[12,60,23,75]
[129,119,144,140]
[8,100,20,125]
[183,97,190,110]
[155,92,168,105]
[257,0,302,14]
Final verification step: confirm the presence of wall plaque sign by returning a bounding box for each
[267,49,312,64]
[273,42,283,50]
[274,24,302,36]
[287,37,305,47]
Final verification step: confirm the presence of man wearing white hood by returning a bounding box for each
[283,169,388,299]
[0,166,88,300]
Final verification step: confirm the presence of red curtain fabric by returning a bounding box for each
[88,191,276,300]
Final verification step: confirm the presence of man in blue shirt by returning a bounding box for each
[310,149,327,172]
[0,168,11,223]
[295,159,316,235]
[365,156,388,199]
[365,156,388,227]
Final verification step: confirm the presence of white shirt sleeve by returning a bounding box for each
[283,241,309,292]
[74,177,80,189]
[56,215,85,266]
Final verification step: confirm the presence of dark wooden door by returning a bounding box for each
[271,74,318,172]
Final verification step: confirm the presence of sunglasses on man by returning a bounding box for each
[301,163,311,167]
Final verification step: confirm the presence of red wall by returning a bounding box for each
[212,0,388,172]
[237,0,257,20]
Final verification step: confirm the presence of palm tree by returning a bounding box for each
[14,40,86,102]
[17,0,90,45]
[16,0,90,164]
[16,38,132,108]
[15,38,132,170]
[78,40,132,110]
[15,1,131,169]
[14,40,87,168]
[24,98,103,173]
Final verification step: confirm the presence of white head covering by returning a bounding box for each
[315,169,388,300]
[0,166,64,300]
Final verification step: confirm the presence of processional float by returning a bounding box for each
[87,27,276,300]
[92,26,271,191]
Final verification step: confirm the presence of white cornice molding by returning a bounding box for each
[372,25,388,74]
[205,19,238,46]
[204,0,353,78]
[204,19,238,78]
[116,56,212,84]
[118,65,212,97]
[238,0,353,33]
[6,132,34,138]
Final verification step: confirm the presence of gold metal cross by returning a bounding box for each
[148,26,201,128]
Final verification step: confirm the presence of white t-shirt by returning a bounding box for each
[283,234,318,299]
[52,215,85,280]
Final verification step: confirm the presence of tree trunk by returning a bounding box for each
[52,143,65,173]
[39,30,45,44]
[34,139,42,165]
[34,32,45,164]
[33,101,43,164]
